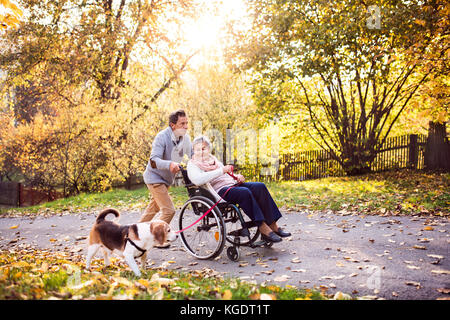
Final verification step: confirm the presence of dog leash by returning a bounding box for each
[176,166,241,234]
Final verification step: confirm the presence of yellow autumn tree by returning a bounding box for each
[0,0,198,194]
[0,0,22,29]
[0,101,107,195]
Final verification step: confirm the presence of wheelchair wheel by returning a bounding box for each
[178,196,226,260]
[227,246,240,262]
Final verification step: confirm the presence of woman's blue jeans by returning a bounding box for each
[217,182,282,227]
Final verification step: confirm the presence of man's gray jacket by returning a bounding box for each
[143,127,192,186]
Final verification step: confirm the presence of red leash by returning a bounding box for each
[176,166,241,234]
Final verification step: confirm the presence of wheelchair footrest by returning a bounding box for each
[250,239,273,248]
[250,240,266,247]
[228,228,250,238]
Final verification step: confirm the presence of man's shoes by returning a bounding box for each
[274,227,291,237]
[261,232,282,243]
[153,242,171,249]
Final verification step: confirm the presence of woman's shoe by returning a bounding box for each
[261,232,282,243]
[274,228,291,237]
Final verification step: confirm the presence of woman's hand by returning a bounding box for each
[236,174,245,183]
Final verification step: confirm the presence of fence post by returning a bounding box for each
[409,134,418,169]
[18,183,22,207]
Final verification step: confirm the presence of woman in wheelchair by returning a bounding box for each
[187,136,291,243]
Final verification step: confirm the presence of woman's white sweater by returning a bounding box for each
[186,161,236,201]
[186,161,223,186]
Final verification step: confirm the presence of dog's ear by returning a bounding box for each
[153,224,165,245]
[150,221,155,234]
[150,220,163,234]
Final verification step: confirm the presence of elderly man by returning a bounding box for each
[140,109,192,247]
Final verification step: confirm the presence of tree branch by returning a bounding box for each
[130,49,199,124]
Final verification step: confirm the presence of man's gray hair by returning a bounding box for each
[193,135,211,148]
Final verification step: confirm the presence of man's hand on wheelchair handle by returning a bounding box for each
[170,162,181,174]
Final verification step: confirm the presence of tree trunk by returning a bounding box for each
[340,142,375,176]
[424,121,450,171]
[125,175,133,190]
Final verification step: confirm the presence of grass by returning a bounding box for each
[0,249,327,300]
[267,170,449,215]
[2,169,448,217]
[0,184,188,216]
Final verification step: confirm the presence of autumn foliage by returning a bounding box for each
[0,0,448,196]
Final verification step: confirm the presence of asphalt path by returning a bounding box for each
[0,209,449,300]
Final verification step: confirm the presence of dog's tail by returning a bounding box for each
[96,208,120,223]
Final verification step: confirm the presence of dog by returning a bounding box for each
[86,208,178,276]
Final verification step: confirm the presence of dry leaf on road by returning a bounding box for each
[406,265,420,270]
[274,275,290,282]
[431,270,450,275]
[427,254,443,259]
[437,288,450,294]
[291,269,306,273]
[405,281,421,289]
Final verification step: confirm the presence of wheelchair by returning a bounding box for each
[178,167,273,262]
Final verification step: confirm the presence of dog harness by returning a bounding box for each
[125,235,147,258]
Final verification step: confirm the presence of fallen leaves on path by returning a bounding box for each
[0,248,330,300]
